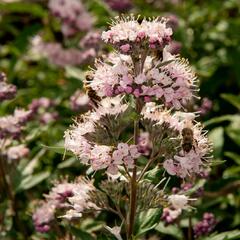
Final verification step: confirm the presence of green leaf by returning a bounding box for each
[208,127,224,158]
[65,66,85,81]
[57,157,78,169]
[17,171,50,192]
[134,208,162,237]
[221,94,240,110]
[204,115,235,126]
[223,166,240,179]
[203,230,240,240]
[155,222,183,239]
[41,144,74,157]
[226,127,240,146]
[97,235,115,240]
[144,166,161,182]
[224,152,240,165]
[22,149,46,176]
[0,2,47,17]
[70,226,95,240]
[209,159,226,166]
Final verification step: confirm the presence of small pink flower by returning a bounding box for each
[112,150,124,164]
[129,145,141,159]
[163,159,176,175]
[149,43,156,49]
[144,96,151,102]
[117,143,129,156]
[104,85,114,97]
[125,86,133,94]
[124,156,134,169]
[122,74,133,85]
[120,44,131,53]
[117,86,125,93]
[133,89,140,97]
[107,164,118,175]
[149,36,158,44]
[137,31,145,39]
[135,73,146,84]
[164,87,174,103]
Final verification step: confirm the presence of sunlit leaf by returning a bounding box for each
[17,171,50,192]
[0,2,47,17]
[203,230,240,240]
[70,226,95,240]
[41,144,74,157]
[224,152,240,165]
[155,222,183,239]
[208,127,224,158]
[221,94,240,110]
[134,208,162,237]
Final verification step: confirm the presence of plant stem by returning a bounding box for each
[127,119,139,239]
[188,216,193,240]
[0,154,27,237]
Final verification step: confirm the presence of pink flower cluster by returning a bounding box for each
[79,31,101,49]
[141,103,211,178]
[163,118,211,178]
[194,213,217,238]
[161,194,192,225]
[163,150,205,178]
[104,0,132,12]
[70,90,90,112]
[110,143,141,174]
[31,38,96,67]
[0,72,17,102]
[33,178,95,232]
[102,16,172,51]
[65,97,142,174]
[29,97,58,124]
[33,201,55,233]
[48,0,93,37]
[61,179,98,220]
[33,181,75,232]
[0,109,32,139]
[137,132,151,156]
[198,97,213,116]
[6,145,29,162]
[161,207,181,225]
[29,97,55,113]
[89,48,197,109]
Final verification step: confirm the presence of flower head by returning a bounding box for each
[48,0,93,36]
[194,213,217,238]
[89,48,198,109]
[33,201,56,233]
[102,15,172,51]
[6,145,29,162]
[168,194,189,210]
[61,178,98,219]
[0,72,17,102]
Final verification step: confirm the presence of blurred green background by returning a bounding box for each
[0,0,240,239]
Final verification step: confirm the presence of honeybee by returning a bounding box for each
[181,127,196,153]
[84,73,101,107]
[75,115,84,123]
[153,49,163,61]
